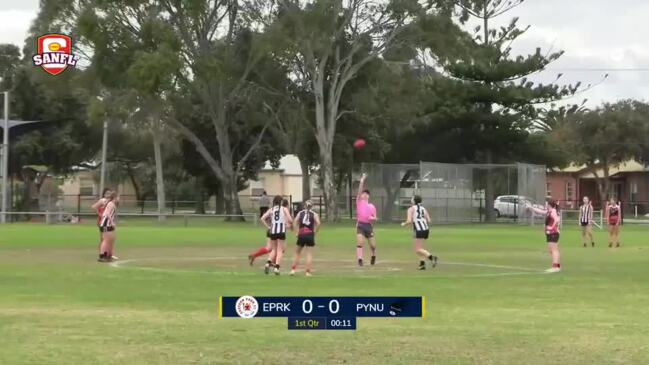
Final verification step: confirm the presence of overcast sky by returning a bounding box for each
[1,0,647,107]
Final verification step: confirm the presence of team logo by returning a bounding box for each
[235,295,259,319]
[32,34,79,76]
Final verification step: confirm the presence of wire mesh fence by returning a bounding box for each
[360,161,547,224]
[23,194,293,215]
[2,211,259,227]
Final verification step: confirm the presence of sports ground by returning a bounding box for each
[1,221,648,364]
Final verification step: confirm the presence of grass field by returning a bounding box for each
[1,221,649,364]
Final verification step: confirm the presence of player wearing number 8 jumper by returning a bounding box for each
[401,195,437,270]
[260,196,293,275]
[290,200,321,276]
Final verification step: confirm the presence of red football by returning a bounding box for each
[353,139,366,150]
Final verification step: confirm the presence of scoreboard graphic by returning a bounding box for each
[219,296,425,330]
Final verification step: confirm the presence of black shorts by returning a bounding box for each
[580,222,589,227]
[356,223,374,238]
[414,230,429,239]
[100,226,115,233]
[269,233,286,241]
[297,234,315,247]
[546,233,560,243]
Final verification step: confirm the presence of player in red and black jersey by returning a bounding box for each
[289,200,321,276]
[528,198,562,273]
[97,191,119,262]
[91,188,112,260]
[248,214,272,266]
[606,197,622,247]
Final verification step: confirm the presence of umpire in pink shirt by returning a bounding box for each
[356,173,377,266]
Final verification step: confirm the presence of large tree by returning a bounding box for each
[413,0,582,219]
[269,0,425,221]
[263,87,319,201]
[0,46,96,214]
[0,44,21,85]
[174,85,283,215]
[559,100,648,203]
[36,0,285,219]
[159,1,284,219]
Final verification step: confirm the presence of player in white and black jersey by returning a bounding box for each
[401,195,437,270]
[260,195,293,275]
[289,200,321,276]
[579,196,595,247]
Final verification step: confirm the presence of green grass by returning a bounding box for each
[1,222,649,364]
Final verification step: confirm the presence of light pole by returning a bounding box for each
[2,91,8,223]
[99,119,108,195]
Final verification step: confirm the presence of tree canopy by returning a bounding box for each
[5,0,638,221]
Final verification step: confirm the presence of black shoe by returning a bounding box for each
[264,263,270,275]
[583,243,587,248]
[418,264,426,270]
[592,242,595,247]
[371,256,376,265]
[616,243,620,248]
[430,256,438,268]
[609,243,613,248]
[358,259,363,267]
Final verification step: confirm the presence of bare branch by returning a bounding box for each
[237,119,274,172]
[166,117,226,181]
[336,109,355,121]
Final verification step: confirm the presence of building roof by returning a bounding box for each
[558,164,585,173]
[550,160,649,178]
[262,155,303,175]
[580,160,649,178]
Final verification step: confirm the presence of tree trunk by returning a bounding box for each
[195,180,206,214]
[320,149,337,222]
[313,69,338,222]
[20,169,36,220]
[214,183,225,214]
[213,95,244,220]
[125,163,143,210]
[152,122,166,222]
[298,154,311,201]
[222,173,244,221]
[593,163,611,204]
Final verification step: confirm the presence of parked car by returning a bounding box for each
[494,195,534,218]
